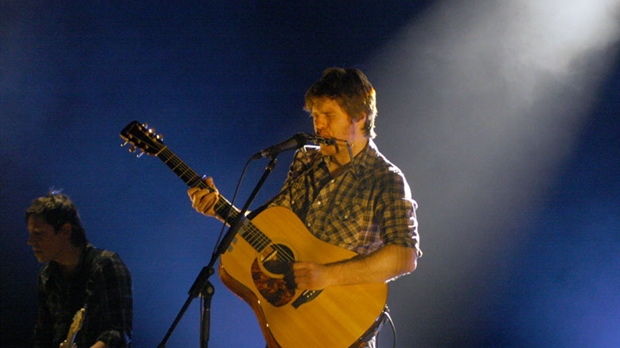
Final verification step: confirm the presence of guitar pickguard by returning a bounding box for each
[251,243,296,307]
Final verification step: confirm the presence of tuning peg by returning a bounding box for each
[156,133,164,141]
[128,145,136,153]
[136,151,145,158]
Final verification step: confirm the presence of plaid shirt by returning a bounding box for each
[268,140,421,257]
[34,244,132,348]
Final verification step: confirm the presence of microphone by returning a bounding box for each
[251,133,310,159]
[307,134,337,146]
[250,133,337,159]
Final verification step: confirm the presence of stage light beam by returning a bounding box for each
[367,0,620,345]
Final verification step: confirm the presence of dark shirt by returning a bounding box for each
[34,244,132,348]
[269,140,422,257]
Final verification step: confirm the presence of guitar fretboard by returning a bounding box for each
[158,147,239,223]
[156,147,274,254]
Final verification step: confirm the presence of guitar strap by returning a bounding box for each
[82,245,102,273]
[81,245,105,301]
[256,147,326,213]
[73,246,103,336]
[353,306,391,347]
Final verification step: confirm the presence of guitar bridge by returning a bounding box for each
[292,289,322,309]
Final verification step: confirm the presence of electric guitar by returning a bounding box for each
[59,307,86,348]
[120,121,387,348]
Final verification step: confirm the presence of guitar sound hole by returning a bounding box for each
[260,244,294,275]
[253,243,297,307]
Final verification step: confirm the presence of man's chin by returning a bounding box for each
[319,144,337,156]
[33,252,48,263]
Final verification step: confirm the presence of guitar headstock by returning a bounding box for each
[120,121,165,157]
[69,307,86,333]
[61,306,86,348]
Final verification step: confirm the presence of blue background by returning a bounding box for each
[2,1,618,347]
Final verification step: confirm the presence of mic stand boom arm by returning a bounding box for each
[158,156,279,348]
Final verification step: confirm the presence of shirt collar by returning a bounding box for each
[320,139,376,178]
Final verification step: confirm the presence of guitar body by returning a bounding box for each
[119,121,388,348]
[219,207,388,348]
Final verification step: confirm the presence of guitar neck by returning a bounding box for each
[149,142,273,253]
[156,147,241,225]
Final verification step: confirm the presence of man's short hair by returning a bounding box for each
[305,67,377,138]
[26,191,88,247]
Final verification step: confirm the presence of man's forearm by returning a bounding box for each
[328,244,417,286]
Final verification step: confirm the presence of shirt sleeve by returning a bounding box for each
[377,167,423,258]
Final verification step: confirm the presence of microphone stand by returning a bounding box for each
[158,156,280,348]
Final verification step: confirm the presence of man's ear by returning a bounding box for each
[355,112,367,132]
[59,223,72,239]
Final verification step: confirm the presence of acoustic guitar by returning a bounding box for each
[120,121,387,348]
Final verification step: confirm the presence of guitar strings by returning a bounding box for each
[160,148,296,265]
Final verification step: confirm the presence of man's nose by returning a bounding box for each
[313,117,326,131]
